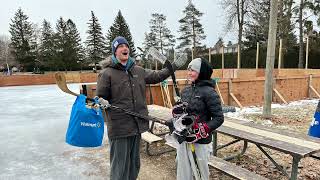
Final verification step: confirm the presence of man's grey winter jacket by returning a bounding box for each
[96,58,172,139]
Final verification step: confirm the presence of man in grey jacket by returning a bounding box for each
[96,36,177,180]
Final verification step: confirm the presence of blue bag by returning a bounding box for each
[66,94,104,147]
[308,101,320,138]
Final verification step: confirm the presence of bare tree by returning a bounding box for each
[295,0,315,68]
[220,0,254,67]
[0,35,15,73]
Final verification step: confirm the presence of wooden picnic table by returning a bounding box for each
[147,105,320,180]
[215,118,320,180]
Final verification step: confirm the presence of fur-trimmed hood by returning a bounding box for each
[99,55,135,70]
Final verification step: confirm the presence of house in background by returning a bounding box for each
[210,39,238,55]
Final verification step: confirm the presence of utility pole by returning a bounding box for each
[263,0,278,118]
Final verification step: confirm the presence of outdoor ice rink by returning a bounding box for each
[0,84,108,180]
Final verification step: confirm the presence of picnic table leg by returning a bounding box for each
[224,140,247,161]
[212,131,218,156]
[290,156,301,180]
[212,131,248,160]
[256,145,290,178]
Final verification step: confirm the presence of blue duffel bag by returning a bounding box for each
[66,94,104,147]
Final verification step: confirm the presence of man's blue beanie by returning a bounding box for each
[112,36,129,55]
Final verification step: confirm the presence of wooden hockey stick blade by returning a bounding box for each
[54,72,79,96]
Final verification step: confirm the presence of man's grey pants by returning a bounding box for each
[109,135,141,180]
[176,142,210,180]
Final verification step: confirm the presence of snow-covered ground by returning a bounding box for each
[225,99,319,120]
[0,84,107,180]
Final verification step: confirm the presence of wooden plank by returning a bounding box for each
[230,93,244,108]
[310,86,320,98]
[216,82,225,104]
[208,156,268,180]
[141,132,163,144]
[273,88,288,104]
[223,120,320,150]
[218,126,314,156]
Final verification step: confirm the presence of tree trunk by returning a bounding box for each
[282,0,294,68]
[237,0,242,68]
[278,0,284,68]
[192,15,196,58]
[263,0,278,118]
[298,0,304,68]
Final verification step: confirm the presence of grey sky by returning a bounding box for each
[0,0,236,48]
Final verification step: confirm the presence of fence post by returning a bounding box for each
[278,39,283,69]
[228,79,232,105]
[237,44,240,69]
[256,42,259,69]
[222,46,225,69]
[308,74,312,98]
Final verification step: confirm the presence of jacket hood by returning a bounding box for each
[99,55,135,70]
[198,58,213,80]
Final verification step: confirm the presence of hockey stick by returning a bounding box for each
[189,143,202,180]
[55,72,79,96]
[54,72,169,126]
[98,98,168,125]
[147,47,187,99]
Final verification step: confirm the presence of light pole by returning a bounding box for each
[263,0,278,118]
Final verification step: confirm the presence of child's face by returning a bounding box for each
[187,69,199,82]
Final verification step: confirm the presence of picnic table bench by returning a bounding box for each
[146,105,320,180]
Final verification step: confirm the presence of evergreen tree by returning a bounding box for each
[244,0,296,48]
[54,17,68,70]
[85,11,106,69]
[39,19,55,70]
[106,10,136,57]
[244,0,270,48]
[177,0,206,57]
[244,0,297,68]
[148,13,175,54]
[142,32,157,51]
[54,17,83,71]
[65,19,84,70]
[9,8,36,71]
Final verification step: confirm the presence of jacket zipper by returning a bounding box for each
[128,70,140,133]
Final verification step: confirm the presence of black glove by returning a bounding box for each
[174,129,189,144]
[181,115,195,126]
[172,101,188,117]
